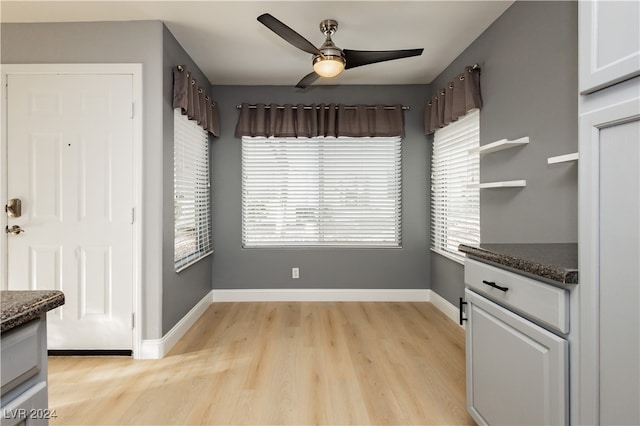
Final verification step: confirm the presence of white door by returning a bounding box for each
[6,73,134,350]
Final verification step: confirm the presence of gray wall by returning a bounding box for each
[162,27,213,334]
[2,0,579,327]
[1,21,212,338]
[210,85,429,290]
[430,1,579,305]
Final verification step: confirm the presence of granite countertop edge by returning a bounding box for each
[458,244,578,285]
[1,290,65,333]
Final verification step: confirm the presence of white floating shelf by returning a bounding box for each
[547,152,579,164]
[469,180,527,189]
[469,137,529,156]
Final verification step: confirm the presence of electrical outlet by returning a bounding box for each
[292,267,299,279]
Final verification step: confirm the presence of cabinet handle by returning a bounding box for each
[459,297,468,325]
[482,280,509,292]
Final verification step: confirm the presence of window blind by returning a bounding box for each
[242,136,402,247]
[431,109,480,262]
[174,108,212,271]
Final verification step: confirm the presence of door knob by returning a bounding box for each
[5,199,22,218]
[5,225,25,235]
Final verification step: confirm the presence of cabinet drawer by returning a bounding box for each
[465,259,569,334]
[1,319,42,395]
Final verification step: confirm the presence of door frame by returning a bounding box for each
[1,63,143,357]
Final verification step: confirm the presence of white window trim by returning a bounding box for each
[430,109,480,263]
[242,136,402,248]
[174,108,213,272]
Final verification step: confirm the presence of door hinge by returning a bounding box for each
[131,313,135,329]
[131,207,135,224]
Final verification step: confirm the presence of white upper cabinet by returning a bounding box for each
[579,0,640,94]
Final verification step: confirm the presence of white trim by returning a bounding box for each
[212,288,462,326]
[1,71,8,291]
[429,289,465,329]
[139,290,214,359]
[1,63,144,358]
[130,64,144,361]
[139,288,461,359]
[211,288,431,303]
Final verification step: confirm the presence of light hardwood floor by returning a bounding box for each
[48,302,475,425]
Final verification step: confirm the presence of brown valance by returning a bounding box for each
[424,65,482,135]
[173,65,220,137]
[235,103,406,138]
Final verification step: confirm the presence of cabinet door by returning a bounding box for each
[579,82,640,425]
[465,289,568,426]
[1,381,48,426]
[579,0,640,94]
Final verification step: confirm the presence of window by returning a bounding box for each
[430,109,480,263]
[174,109,212,271]
[242,136,402,247]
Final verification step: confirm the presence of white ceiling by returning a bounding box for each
[1,1,513,86]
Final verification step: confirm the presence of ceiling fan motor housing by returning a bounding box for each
[319,19,338,36]
[313,49,345,67]
[314,19,346,67]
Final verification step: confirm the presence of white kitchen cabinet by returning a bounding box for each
[1,317,50,425]
[577,76,640,425]
[577,0,640,419]
[465,289,568,426]
[579,0,640,94]
[463,257,570,425]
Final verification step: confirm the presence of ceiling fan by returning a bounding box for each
[257,13,424,88]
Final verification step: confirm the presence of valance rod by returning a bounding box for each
[236,104,410,111]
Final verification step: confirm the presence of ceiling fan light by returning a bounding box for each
[313,56,345,78]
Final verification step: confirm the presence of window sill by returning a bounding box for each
[175,250,214,273]
[242,245,403,250]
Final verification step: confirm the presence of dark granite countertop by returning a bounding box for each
[1,290,65,333]
[459,243,578,286]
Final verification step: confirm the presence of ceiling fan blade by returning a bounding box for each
[343,48,424,70]
[295,72,320,89]
[258,13,323,57]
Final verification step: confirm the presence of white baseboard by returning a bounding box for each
[212,289,461,326]
[211,288,431,302]
[428,290,464,328]
[138,290,214,359]
[139,288,461,359]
